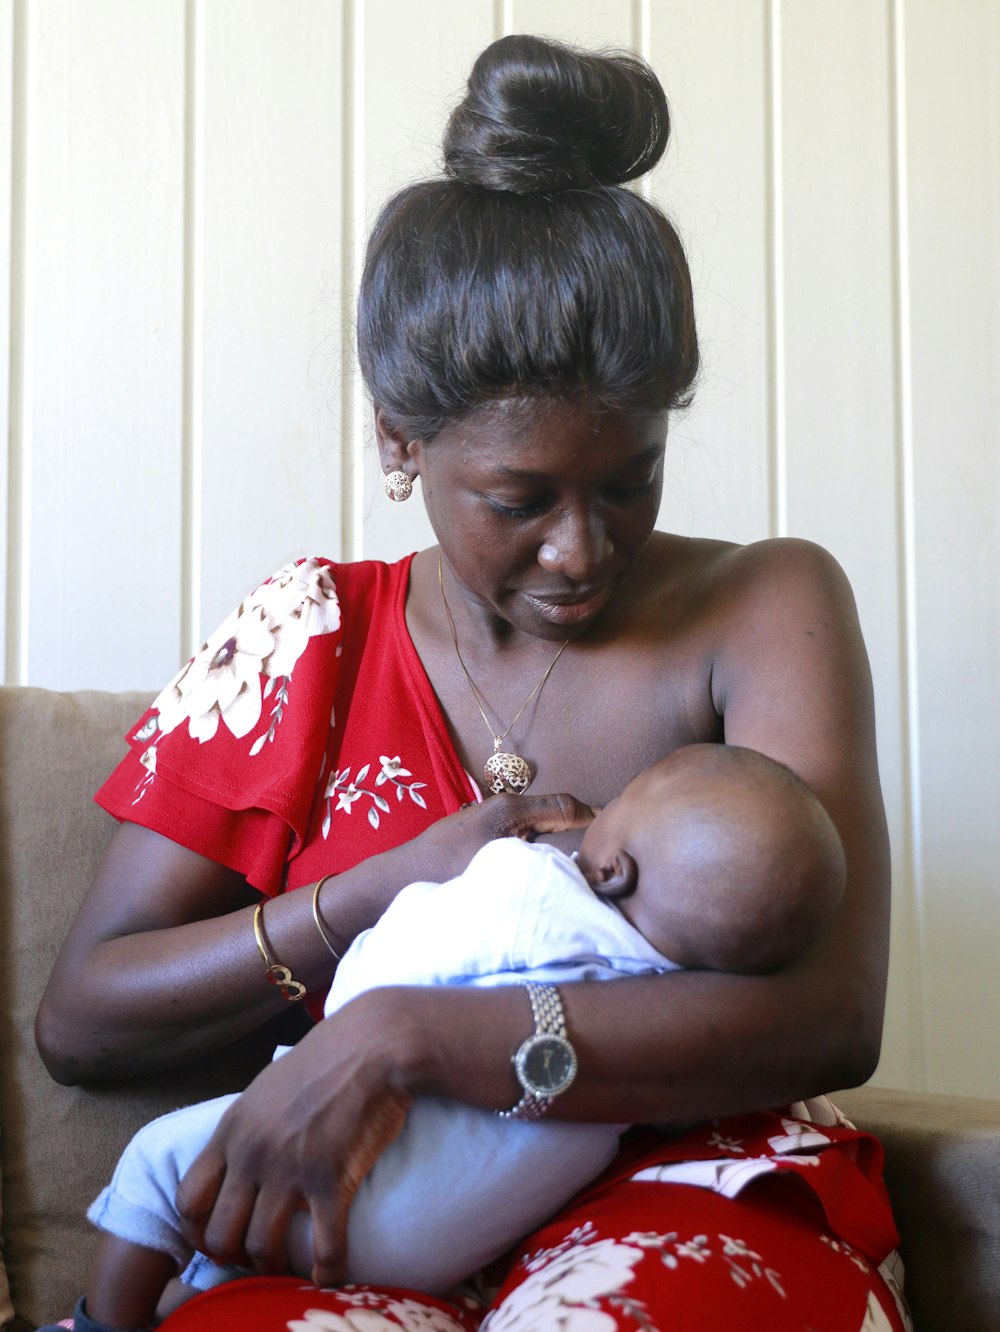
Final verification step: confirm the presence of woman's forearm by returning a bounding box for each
[36,793,593,1084]
[379,938,881,1127]
[35,828,420,1084]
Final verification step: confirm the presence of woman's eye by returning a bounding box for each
[606,480,655,503]
[484,497,548,519]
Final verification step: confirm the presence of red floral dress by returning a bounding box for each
[96,556,912,1331]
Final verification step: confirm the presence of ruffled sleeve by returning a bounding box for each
[95,558,344,893]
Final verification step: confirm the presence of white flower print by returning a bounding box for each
[322,757,427,835]
[289,1311,394,1332]
[708,1128,745,1153]
[254,560,340,678]
[288,1312,358,1332]
[375,756,428,807]
[377,755,410,783]
[149,559,340,748]
[383,1299,475,1331]
[821,1234,871,1273]
[719,1235,760,1261]
[860,1290,896,1332]
[623,1229,679,1262]
[718,1233,785,1298]
[480,1227,645,1332]
[157,603,275,743]
[131,746,157,806]
[675,1235,712,1264]
[878,1251,914,1331]
[335,784,364,813]
[134,715,158,743]
[622,1228,711,1271]
[288,1298,471,1332]
[767,1117,834,1155]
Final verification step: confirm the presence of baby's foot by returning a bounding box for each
[35,1296,149,1332]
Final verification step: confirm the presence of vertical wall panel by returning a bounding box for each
[649,0,771,545]
[777,1,916,1088]
[1,0,12,677]
[197,0,346,640]
[23,0,185,691]
[508,1,631,45]
[905,0,1000,1096]
[356,0,496,564]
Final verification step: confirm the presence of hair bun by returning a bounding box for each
[443,34,670,194]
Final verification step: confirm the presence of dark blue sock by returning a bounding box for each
[36,1295,150,1332]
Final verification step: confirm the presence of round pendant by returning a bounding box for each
[484,750,532,795]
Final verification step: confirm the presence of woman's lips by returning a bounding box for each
[521,586,612,626]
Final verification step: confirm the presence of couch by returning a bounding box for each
[1,685,998,1330]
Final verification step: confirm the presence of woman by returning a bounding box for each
[36,34,909,1331]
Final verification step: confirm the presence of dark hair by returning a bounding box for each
[357,34,698,441]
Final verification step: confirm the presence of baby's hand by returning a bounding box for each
[400,792,595,884]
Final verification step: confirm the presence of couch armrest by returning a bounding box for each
[835,1085,1000,1332]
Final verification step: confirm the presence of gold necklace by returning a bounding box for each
[438,555,568,795]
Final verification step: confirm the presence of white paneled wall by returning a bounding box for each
[904,0,1000,1096]
[16,2,187,690]
[3,0,998,1097]
[196,0,347,634]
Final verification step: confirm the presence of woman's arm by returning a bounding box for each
[550,537,890,1120]
[175,538,890,1284]
[36,793,595,1084]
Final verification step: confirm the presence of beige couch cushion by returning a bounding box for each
[0,687,282,1328]
[837,1085,1000,1332]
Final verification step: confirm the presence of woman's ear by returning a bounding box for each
[374,408,417,478]
[587,850,638,901]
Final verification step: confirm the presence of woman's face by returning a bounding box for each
[407,396,668,641]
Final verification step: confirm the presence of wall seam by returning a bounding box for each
[633,0,652,202]
[181,0,203,660]
[5,0,28,683]
[889,0,927,1092]
[339,0,354,561]
[764,0,785,539]
[341,0,366,563]
[633,0,650,58]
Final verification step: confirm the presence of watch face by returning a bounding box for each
[516,1034,577,1098]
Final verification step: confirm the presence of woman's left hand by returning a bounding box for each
[176,988,415,1287]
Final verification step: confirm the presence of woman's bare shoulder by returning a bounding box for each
[638,532,854,626]
[649,530,844,577]
[715,537,859,640]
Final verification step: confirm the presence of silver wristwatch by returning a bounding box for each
[498,981,577,1121]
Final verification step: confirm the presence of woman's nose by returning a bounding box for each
[537,508,613,581]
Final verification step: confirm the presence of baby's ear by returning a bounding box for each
[588,850,638,901]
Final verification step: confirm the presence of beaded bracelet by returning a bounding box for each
[252,900,306,1002]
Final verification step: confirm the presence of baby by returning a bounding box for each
[48,743,845,1331]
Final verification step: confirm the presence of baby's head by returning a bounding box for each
[576,744,846,973]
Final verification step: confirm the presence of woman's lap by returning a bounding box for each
[160,1176,911,1331]
[480,1177,909,1330]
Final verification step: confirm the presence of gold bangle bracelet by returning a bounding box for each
[311,875,342,962]
[252,901,306,1002]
